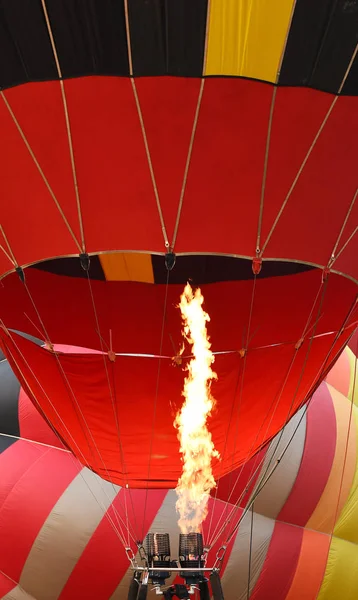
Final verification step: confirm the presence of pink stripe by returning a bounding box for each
[278,383,336,526]
[325,349,351,397]
[60,489,167,599]
[0,447,79,582]
[250,522,303,599]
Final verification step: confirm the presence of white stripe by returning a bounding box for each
[110,490,180,599]
[254,406,307,519]
[15,468,119,600]
[221,511,275,600]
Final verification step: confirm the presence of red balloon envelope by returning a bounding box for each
[0,2,357,487]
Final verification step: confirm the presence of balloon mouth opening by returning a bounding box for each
[20,252,318,285]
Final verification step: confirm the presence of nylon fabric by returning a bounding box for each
[285,529,330,600]
[333,403,358,544]
[205,0,295,80]
[279,384,336,527]
[99,253,154,284]
[0,79,357,281]
[253,407,306,521]
[221,511,275,600]
[2,586,37,600]
[250,522,303,599]
[18,469,119,600]
[316,537,358,600]
[279,0,358,94]
[347,348,358,406]
[60,488,167,599]
[0,314,353,488]
[306,388,357,534]
[325,349,351,397]
[0,448,79,585]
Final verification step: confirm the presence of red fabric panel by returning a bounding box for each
[0,441,44,513]
[213,447,268,506]
[0,576,15,597]
[135,77,203,241]
[64,76,164,254]
[175,78,273,256]
[60,488,167,599]
[250,522,303,600]
[0,314,352,488]
[0,446,79,583]
[19,387,64,448]
[0,77,357,283]
[278,383,336,526]
[261,91,358,279]
[1,267,356,356]
[0,82,80,275]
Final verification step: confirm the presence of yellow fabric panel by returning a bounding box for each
[306,388,356,534]
[347,347,358,407]
[316,537,358,600]
[334,404,358,544]
[99,253,154,283]
[205,0,295,81]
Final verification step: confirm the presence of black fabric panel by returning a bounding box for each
[165,0,208,76]
[128,0,208,76]
[45,0,129,78]
[30,255,105,280]
[0,434,16,453]
[152,255,316,284]
[0,359,20,444]
[342,50,358,95]
[0,0,57,89]
[0,0,129,90]
[279,0,358,94]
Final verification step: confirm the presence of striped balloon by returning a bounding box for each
[0,335,357,599]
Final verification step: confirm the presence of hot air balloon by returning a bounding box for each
[0,4,357,589]
[0,332,357,599]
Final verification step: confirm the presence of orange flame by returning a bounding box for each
[175,283,219,534]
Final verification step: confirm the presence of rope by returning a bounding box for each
[171,79,205,250]
[85,272,139,542]
[0,95,81,253]
[40,0,85,252]
[123,0,169,249]
[208,275,330,550]
[256,86,277,253]
[1,332,130,548]
[141,268,170,541]
[247,504,254,600]
[222,301,357,549]
[261,42,358,257]
[207,276,258,544]
[208,277,326,547]
[5,265,140,547]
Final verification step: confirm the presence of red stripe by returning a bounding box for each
[0,79,357,282]
[0,447,79,582]
[250,522,303,600]
[0,576,16,597]
[60,488,167,599]
[18,387,64,448]
[214,447,268,506]
[0,441,44,512]
[278,383,336,526]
